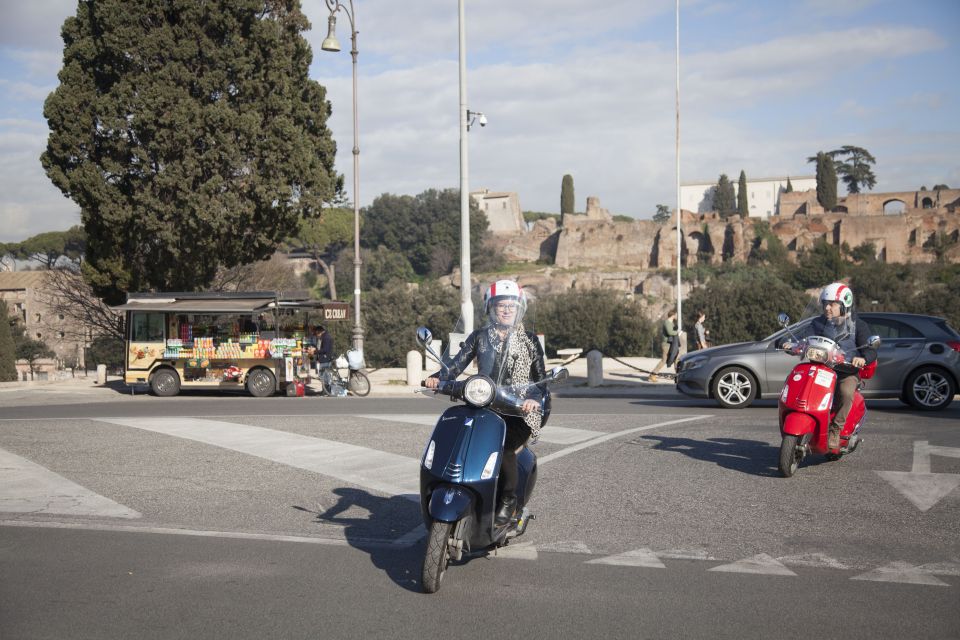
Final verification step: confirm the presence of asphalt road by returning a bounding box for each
[1,391,958,639]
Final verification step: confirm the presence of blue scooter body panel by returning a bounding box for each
[427,484,474,523]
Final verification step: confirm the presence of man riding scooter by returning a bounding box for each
[425,279,548,526]
[789,282,878,449]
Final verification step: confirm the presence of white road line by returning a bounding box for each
[0,447,141,519]
[95,417,421,499]
[539,415,712,464]
[0,520,359,546]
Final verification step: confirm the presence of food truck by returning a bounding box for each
[113,291,348,397]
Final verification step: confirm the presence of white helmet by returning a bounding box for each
[820,282,854,315]
[483,279,527,327]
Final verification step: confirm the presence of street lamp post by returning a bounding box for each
[321,0,364,354]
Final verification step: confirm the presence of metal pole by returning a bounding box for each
[458,0,474,334]
[349,6,363,354]
[675,0,682,326]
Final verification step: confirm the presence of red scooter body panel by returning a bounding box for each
[778,362,835,452]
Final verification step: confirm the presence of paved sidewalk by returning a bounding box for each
[0,356,679,400]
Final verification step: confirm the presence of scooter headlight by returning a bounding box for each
[463,375,495,407]
[423,440,436,469]
[805,346,830,363]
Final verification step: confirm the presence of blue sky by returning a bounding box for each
[1,0,958,242]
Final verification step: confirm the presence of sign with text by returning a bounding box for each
[322,303,350,322]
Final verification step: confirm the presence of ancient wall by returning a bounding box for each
[519,194,959,270]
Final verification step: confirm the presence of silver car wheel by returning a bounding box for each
[712,367,756,409]
[908,368,954,410]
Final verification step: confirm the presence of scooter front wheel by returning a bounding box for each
[422,520,452,594]
[778,434,801,477]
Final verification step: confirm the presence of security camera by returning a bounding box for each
[478,113,487,127]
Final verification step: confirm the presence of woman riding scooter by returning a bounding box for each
[425,279,548,525]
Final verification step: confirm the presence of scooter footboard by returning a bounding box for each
[427,484,475,523]
[781,411,817,437]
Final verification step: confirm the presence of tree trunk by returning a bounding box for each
[314,254,337,300]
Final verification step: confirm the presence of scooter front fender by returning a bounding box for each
[428,484,475,523]
[781,411,817,437]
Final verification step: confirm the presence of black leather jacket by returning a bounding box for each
[434,326,548,399]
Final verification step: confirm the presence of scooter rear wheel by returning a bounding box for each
[778,434,801,477]
[349,370,371,397]
[422,520,452,593]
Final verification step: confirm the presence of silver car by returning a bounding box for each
[675,312,960,410]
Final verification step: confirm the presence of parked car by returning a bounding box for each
[675,312,960,410]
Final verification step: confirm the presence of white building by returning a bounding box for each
[680,175,816,218]
[471,188,525,234]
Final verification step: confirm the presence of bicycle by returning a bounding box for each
[318,350,370,397]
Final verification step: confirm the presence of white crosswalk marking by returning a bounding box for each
[587,548,666,568]
[709,553,796,576]
[0,446,140,519]
[95,417,420,499]
[852,562,950,586]
[355,414,603,445]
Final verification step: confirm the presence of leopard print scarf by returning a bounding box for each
[494,323,543,435]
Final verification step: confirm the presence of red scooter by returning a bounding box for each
[776,314,881,477]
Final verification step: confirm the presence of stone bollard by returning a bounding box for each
[586,349,603,387]
[96,364,107,385]
[406,350,423,386]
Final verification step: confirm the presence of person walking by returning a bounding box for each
[694,310,709,350]
[649,309,678,383]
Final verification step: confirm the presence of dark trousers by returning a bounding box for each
[500,416,532,500]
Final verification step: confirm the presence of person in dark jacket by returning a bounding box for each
[425,279,547,526]
[308,325,334,376]
[792,282,878,449]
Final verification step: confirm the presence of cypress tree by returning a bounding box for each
[714,174,736,218]
[0,301,17,381]
[41,0,338,304]
[737,170,749,217]
[823,156,838,211]
[561,174,575,220]
[785,177,793,193]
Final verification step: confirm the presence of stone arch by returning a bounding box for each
[835,205,848,213]
[687,229,714,264]
[883,199,906,215]
[921,197,934,209]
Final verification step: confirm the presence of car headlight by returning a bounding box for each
[681,356,708,372]
[463,375,495,407]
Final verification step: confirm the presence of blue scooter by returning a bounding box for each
[416,327,568,593]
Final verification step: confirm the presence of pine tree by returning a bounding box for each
[41,0,338,304]
[0,301,17,381]
[737,170,749,217]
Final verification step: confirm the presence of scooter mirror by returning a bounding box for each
[549,367,569,383]
[777,312,790,327]
[867,335,881,349]
[416,327,433,348]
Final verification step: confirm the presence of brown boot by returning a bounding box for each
[648,374,659,383]
[827,423,841,449]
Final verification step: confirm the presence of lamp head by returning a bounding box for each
[321,14,341,52]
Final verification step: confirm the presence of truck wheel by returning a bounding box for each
[246,369,276,398]
[149,369,180,397]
